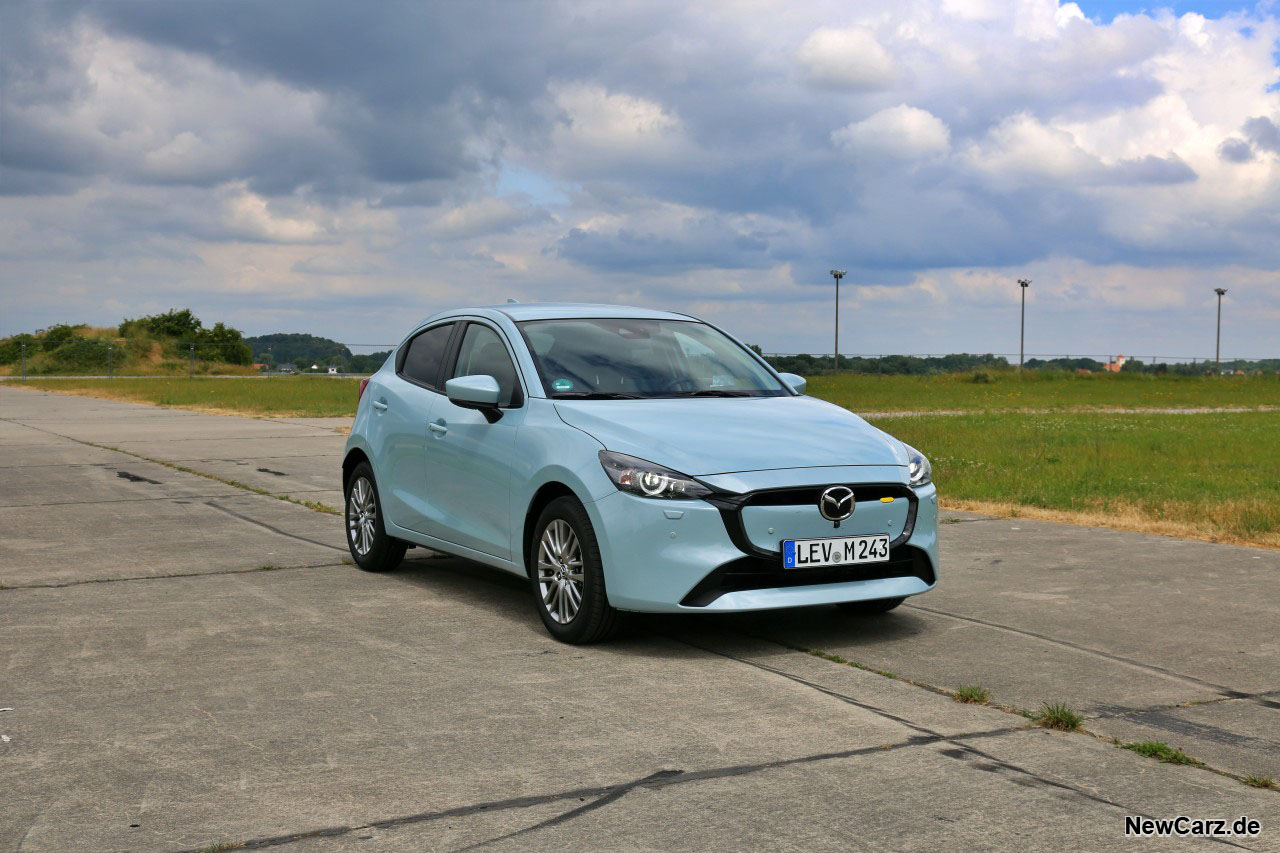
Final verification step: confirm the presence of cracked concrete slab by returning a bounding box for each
[2,385,1278,852]
[1090,699,1280,780]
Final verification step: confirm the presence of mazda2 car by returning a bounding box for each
[342,304,937,643]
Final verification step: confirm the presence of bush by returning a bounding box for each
[0,334,36,365]
[41,323,86,352]
[42,339,110,372]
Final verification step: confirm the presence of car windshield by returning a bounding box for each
[517,318,788,399]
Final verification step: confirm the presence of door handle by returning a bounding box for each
[372,400,388,412]
[428,421,448,436]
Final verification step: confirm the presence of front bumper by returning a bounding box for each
[585,476,938,613]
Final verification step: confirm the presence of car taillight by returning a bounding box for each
[358,378,370,401]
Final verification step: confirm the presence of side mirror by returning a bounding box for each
[778,372,807,395]
[446,374,502,420]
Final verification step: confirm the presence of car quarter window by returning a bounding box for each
[399,322,455,390]
[451,323,522,407]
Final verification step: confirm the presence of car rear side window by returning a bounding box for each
[399,322,454,390]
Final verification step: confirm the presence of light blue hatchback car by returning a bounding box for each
[343,304,938,643]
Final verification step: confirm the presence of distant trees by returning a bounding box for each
[761,351,1010,376]
[0,309,252,373]
[246,333,351,367]
[119,309,252,364]
[245,333,390,373]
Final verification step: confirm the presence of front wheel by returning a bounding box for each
[530,497,620,644]
[344,462,407,572]
[836,596,905,614]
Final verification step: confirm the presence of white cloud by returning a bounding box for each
[831,104,950,159]
[220,187,326,243]
[796,27,895,90]
[546,84,689,175]
[2,1,1279,358]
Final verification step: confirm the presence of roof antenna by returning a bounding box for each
[506,298,519,304]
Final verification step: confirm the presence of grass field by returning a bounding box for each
[5,376,362,417]
[7,374,1278,547]
[11,371,1279,417]
[870,411,1280,548]
[807,371,1280,412]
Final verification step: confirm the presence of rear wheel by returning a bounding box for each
[836,596,905,614]
[344,462,407,572]
[530,497,619,644]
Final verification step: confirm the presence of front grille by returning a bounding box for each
[702,482,919,559]
[679,545,934,607]
[740,483,913,507]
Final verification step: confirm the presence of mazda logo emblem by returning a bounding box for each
[818,485,855,522]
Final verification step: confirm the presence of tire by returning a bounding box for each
[836,596,905,615]
[344,462,407,572]
[529,496,620,644]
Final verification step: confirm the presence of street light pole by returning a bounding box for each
[1214,288,1227,371]
[1018,279,1031,371]
[829,269,846,371]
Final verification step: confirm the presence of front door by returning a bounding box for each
[422,322,524,560]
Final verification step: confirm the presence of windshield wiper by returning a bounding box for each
[663,389,760,398]
[551,391,644,400]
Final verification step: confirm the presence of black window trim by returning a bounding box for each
[396,320,461,393]
[442,318,528,409]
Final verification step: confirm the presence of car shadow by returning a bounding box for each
[385,550,928,657]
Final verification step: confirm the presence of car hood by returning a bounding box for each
[553,396,907,476]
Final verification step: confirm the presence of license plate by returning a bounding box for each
[782,534,890,569]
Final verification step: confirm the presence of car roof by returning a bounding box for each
[488,303,696,322]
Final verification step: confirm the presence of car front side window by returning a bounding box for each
[451,323,522,407]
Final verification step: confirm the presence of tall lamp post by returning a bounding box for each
[1214,288,1227,371]
[1018,278,1031,371]
[829,269,846,371]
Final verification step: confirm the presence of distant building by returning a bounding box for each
[1104,354,1127,373]
[327,366,339,374]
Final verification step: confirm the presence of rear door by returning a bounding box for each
[376,321,457,534]
[422,321,525,560]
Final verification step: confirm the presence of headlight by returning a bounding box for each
[598,451,711,500]
[904,443,932,487]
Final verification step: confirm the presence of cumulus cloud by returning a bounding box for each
[1243,116,1280,154]
[831,105,951,160]
[796,27,896,90]
[1,0,1278,358]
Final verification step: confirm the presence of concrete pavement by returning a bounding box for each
[1,385,1277,851]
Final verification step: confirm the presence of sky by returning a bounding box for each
[2,0,1277,359]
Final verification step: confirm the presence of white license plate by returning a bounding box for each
[782,534,890,569]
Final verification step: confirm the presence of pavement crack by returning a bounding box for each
[203,501,345,552]
[0,561,342,591]
[457,769,684,851]
[904,602,1248,699]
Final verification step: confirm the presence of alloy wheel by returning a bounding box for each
[347,476,377,556]
[537,519,584,624]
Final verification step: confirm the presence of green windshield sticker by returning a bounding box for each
[552,378,573,392]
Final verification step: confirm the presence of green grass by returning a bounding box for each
[10,376,361,417]
[807,371,1280,412]
[866,411,1280,548]
[1119,741,1203,766]
[9,374,1279,548]
[1034,702,1084,731]
[1243,775,1277,789]
[953,684,991,705]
